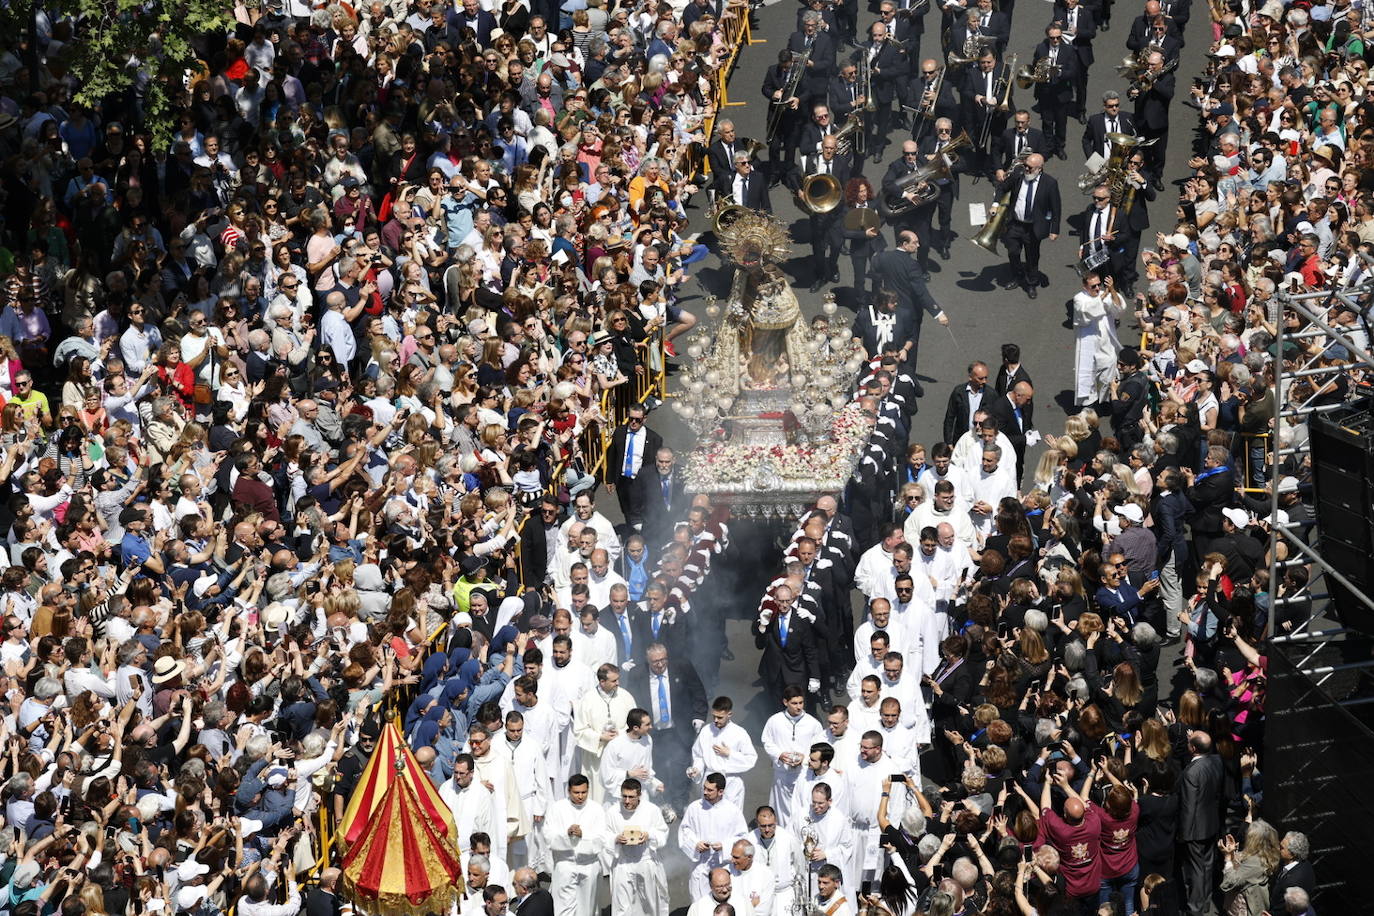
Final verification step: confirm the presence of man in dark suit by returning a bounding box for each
[1184,444,1237,557]
[828,59,866,123]
[1030,25,1081,160]
[600,587,649,672]
[762,51,805,181]
[879,0,923,112]
[1126,3,1183,52]
[909,58,960,133]
[916,120,965,261]
[788,13,837,109]
[942,360,990,445]
[800,136,853,289]
[993,152,1060,298]
[1152,469,1191,638]
[719,153,772,211]
[995,110,1048,180]
[510,868,554,916]
[642,446,684,542]
[455,0,498,47]
[949,1,1009,54]
[1129,49,1175,188]
[994,343,1032,395]
[862,21,907,159]
[1179,732,1225,916]
[853,291,916,362]
[1270,833,1317,916]
[1058,0,1099,116]
[1117,146,1154,293]
[305,868,343,916]
[639,642,708,811]
[1079,183,1126,282]
[985,380,1034,484]
[604,404,662,533]
[797,103,843,162]
[961,50,1014,177]
[882,140,927,239]
[1081,91,1136,160]
[705,120,758,186]
[871,230,951,368]
[754,583,821,707]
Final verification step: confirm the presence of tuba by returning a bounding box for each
[1077,131,1143,195]
[946,33,991,68]
[1015,56,1062,89]
[833,110,865,157]
[799,172,844,214]
[878,130,972,218]
[970,151,1028,255]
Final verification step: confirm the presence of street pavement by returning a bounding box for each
[600,2,1215,910]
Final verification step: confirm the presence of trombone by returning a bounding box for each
[975,52,1016,153]
[767,50,809,142]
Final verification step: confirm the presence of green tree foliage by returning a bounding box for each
[7,0,231,145]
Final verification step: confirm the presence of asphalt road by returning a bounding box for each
[602,2,1216,910]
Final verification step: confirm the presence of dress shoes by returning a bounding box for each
[810,280,823,292]
[829,271,841,283]
[1026,284,1038,299]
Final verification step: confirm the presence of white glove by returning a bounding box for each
[759,608,773,626]
[807,678,821,695]
[663,606,677,625]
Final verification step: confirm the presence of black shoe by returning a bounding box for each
[920,270,932,282]
[810,280,823,292]
[720,646,735,661]
[1026,284,1038,299]
[1054,149,1067,161]
[938,245,951,260]
[1037,271,1050,288]
[1152,177,1164,191]
[829,271,841,283]
[999,278,1019,290]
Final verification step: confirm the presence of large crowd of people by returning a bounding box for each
[0,0,1362,912]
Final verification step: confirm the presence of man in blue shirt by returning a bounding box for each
[118,507,166,574]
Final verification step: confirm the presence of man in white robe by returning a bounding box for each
[587,548,628,608]
[493,711,550,872]
[815,864,856,916]
[1073,272,1127,406]
[728,839,776,916]
[845,731,910,886]
[677,774,749,900]
[967,444,1018,539]
[875,698,923,776]
[438,755,497,853]
[848,677,884,736]
[852,600,909,672]
[558,492,623,561]
[499,675,561,808]
[761,688,826,828]
[916,445,973,508]
[543,775,609,916]
[688,696,758,811]
[571,606,619,672]
[790,743,851,825]
[469,724,527,863]
[599,708,663,800]
[853,525,905,601]
[905,481,978,554]
[751,806,801,896]
[604,778,669,916]
[799,783,856,894]
[685,868,755,916]
[878,653,932,744]
[573,664,639,804]
[822,707,862,769]
[545,635,597,800]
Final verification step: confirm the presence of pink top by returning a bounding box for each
[1037,804,1103,897]
[1097,802,1140,879]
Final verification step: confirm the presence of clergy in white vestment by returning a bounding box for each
[761,688,827,828]
[573,664,639,804]
[458,855,496,916]
[815,864,857,916]
[875,700,922,776]
[572,607,620,672]
[543,775,610,916]
[439,755,497,853]
[952,421,1016,479]
[587,548,629,609]
[916,447,974,507]
[1072,272,1127,406]
[863,544,935,612]
[966,445,1018,538]
[559,496,623,561]
[844,735,910,885]
[677,774,749,900]
[493,712,551,872]
[904,482,978,553]
[848,677,884,736]
[789,744,851,826]
[853,526,905,601]
[688,697,759,811]
[822,709,862,770]
[890,572,948,678]
[800,784,856,894]
[751,807,801,895]
[500,675,561,804]
[599,709,663,800]
[878,655,931,744]
[845,635,887,702]
[469,724,527,862]
[546,635,598,799]
[728,839,776,916]
[605,778,669,916]
[685,867,755,916]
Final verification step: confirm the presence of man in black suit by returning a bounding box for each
[762,51,805,181]
[510,868,554,916]
[1179,732,1225,916]
[1117,146,1154,293]
[942,360,990,445]
[754,583,821,707]
[985,380,1034,484]
[1055,0,1097,116]
[640,643,708,811]
[878,0,923,112]
[828,59,866,123]
[801,136,853,289]
[950,0,1009,54]
[994,343,1032,395]
[1030,25,1081,160]
[705,120,758,187]
[853,291,916,362]
[1129,49,1175,188]
[797,103,842,163]
[995,110,1048,180]
[1081,91,1136,160]
[642,446,685,544]
[993,152,1060,298]
[1079,182,1126,282]
[455,0,498,46]
[305,868,343,916]
[1270,832,1317,915]
[961,50,1014,176]
[862,21,906,159]
[871,230,951,368]
[605,404,663,533]
[1126,3,1183,52]
[600,585,649,673]
[882,140,927,239]
[719,153,772,211]
[788,13,837,109]
[909,58,960,134]
[916,119,965,260]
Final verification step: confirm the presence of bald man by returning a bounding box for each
[1036,776,1102,908]
[992,152,1060,298]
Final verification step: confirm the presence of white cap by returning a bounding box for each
[177,860,210,883]
[1113,504,1144,523]
[1185,359,1210,373]
[1215,44,1236,56]
[1267,509,1291,526]
[176,886,209,912]
[265,766,290,788]
[239,818,264,838]
[1276,476,1300,493]
[1222,507,1251,529]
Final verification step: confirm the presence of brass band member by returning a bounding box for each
[835,178,887,296]
[916,118,964,260]
[863,22,905,162]
[992,152,1060,299]
[803,137,853,291]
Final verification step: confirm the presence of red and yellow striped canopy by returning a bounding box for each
[337,720,456,849]
[340,748,464,915]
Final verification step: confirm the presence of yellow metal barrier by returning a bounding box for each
[1237,431,1272,495]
